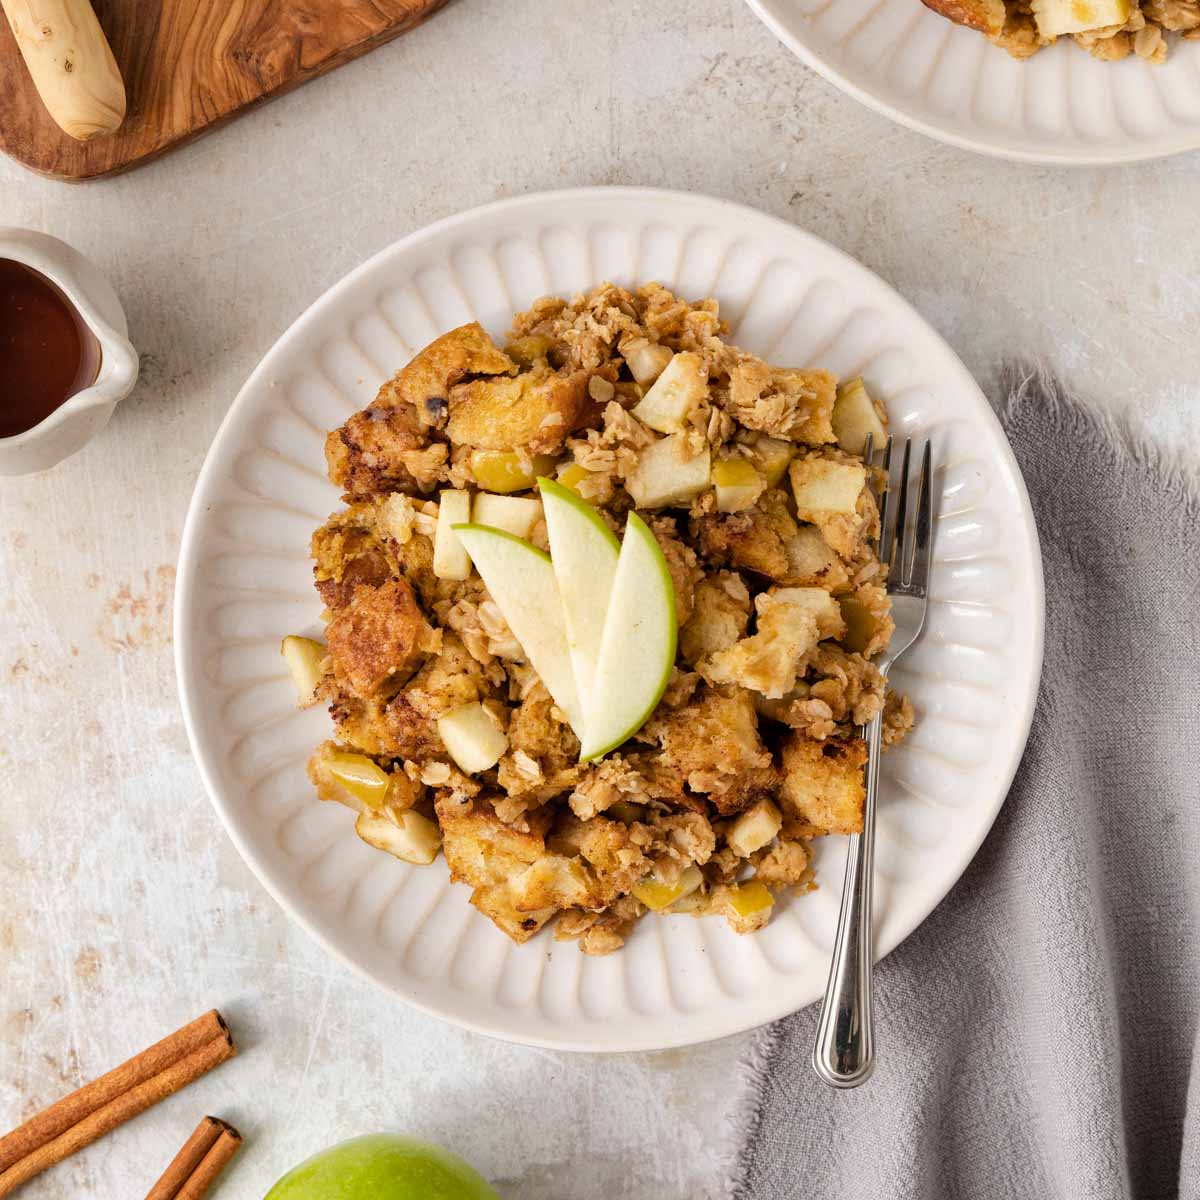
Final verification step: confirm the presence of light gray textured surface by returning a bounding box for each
[0,0,1197,1195]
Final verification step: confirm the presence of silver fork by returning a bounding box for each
[811,435,933,1088]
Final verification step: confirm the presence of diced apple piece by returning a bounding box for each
[789,457,866,518]
[355,810,442,865]
[538,477,620,703]
[633,864,704,912]
[713,457,764,513]
[1032,0,1130,36]
[721,880,775,934]
[839,595,878,654]
[327,751,392,811]
[470,450,558,493]
[622,338,675,385]
[433,489,472,580]
[631,351,708,433]
[579,512,678,760]
[832,378,887,457]
[437,701,508,774]
[748,435,795,488]
[770,587,846,641]
[556,462,594,498]
[626,435,711,509]
[281,635,325,706]
[452,524,585,735]
[472,493,542,539]
[727,799,783,858]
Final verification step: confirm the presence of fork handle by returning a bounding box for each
[812,711,884,1087]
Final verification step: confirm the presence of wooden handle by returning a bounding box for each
[0,0,125,140]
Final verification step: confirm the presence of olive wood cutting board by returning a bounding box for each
[0,0,448,181]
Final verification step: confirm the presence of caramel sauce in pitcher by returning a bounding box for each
[0,259,101,437]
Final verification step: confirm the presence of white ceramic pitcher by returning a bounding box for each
[0,228,138,475]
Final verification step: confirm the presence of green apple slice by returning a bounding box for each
[537,476,619,703]
[579,511,677,760]
[452,524,585,735]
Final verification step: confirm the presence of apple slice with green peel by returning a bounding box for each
[578,511,677,760]
[537,476,619,703]
[452,524,585,736]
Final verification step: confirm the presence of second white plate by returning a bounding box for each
[746,0,1200,163]
[175,187,1044,1051]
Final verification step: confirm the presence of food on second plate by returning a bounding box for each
[922,0,1198,61]
[284,283,915,955]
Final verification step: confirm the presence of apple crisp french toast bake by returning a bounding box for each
[924,0,1199,61]
[282,283,914,956]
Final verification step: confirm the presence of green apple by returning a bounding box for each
[471,492,542,539]
[537,476,619,703]
[630,350,707,433]
[625,434,711,509]
[264,1133,497,1200]
[831,377,887,456]
[452,524,584,735]
[437,700,508,774]
[578,511,677,760]
[433,490,472,580]
[281,635,325,706]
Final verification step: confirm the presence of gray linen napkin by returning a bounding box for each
[729,367,1200,1200]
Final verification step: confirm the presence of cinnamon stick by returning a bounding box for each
[0,1011,235,1198]
[145,1117,242,1200]
[175,1125,243,1200]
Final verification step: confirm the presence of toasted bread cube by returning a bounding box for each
[437,797,547,890]
[832,378,887,456]
[326,578,432,697]
[471,493,542,539]
[470,884,555,943]
[631,352,708,433]
[626,434,711,508]
[355,810,442,865]
[923,0,1005,32]
[510,855,599,912]
[727,799,783,858]
[448,366,599,454]
[437,701,508,775]
[780,734,867,835]
[789,458,866,517]
[433,489,472,580]
[769,587,846,641]
[784,526,851,593]
[281,635,326,706]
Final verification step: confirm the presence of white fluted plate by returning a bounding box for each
[175,188,1044,1051]
[746,0,1200,163]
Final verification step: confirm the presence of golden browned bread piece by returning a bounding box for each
[920,0,1005,33]
[325,578,434,696]
[446,363,613,455]
[325,323,514,498]
[642,685,778,816]
[779,733,869,835]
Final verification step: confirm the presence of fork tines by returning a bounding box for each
[864,435,932,596]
